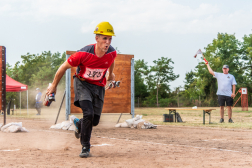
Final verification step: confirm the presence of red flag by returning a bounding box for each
[194,49,202,58]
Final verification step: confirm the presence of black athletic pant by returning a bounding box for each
[79,100,101,149]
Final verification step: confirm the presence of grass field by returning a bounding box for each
[135,107,252,129]
[2,106,252,129]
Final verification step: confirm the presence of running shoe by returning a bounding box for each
[79,146,90,158]
[228,118,234,123]
[74,118,81,139]
[219,118,224,123]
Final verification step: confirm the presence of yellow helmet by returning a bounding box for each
[94,22,115,36]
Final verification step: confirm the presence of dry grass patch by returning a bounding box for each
[2,107,252,129]
[135,107,252,129]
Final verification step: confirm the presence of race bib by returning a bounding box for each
[83,67,107,81]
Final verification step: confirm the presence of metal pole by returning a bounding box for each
[131,58,135,118]
[117,113,123,124]
[19,92,21,115]
[1,46,6,125]
[27,90,28,115]
[65,54,70,121]
[13,99,15,115]
[199,95,201,107]
[209,112,211,124]
[55,90,66,124]
[177,89,179,107]
[203,110,205,125]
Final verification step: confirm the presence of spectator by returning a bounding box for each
[35,88,42,115]
[205,58,237,123]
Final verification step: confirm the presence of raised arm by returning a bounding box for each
[206,64,215,76]
[46,61,73,95]
[204,58,214,76]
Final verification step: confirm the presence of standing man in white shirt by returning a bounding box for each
[204,58,237,123]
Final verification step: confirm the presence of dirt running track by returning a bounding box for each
[0,118,252,168]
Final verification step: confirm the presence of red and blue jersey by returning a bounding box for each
[67,44,117,87]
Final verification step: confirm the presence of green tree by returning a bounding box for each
[147,57,179,107]
[241,34,252,69]
[184,70,195,90]
[134,59,149,104]
[6,51,66,108]
[30,52,66,86]
[240,34,252,104]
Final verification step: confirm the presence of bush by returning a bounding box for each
[142,97,156,107]
[159,98,177,107]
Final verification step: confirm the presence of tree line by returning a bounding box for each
[6,32,252,108]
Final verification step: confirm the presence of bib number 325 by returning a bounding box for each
[84,67,106,81]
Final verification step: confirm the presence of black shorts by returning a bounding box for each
[73,77,105,116]
[218,95,233,106]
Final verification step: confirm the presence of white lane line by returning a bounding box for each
[31,129,73,135]
[96,136,251,155]
[91,144,112,147]
[0,149,20,152]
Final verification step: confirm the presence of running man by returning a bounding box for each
[46,22,117,157]
[204,58,237,123]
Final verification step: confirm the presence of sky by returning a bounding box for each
[1,0,252,90]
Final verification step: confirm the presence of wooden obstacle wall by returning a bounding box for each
[66,51,134,114]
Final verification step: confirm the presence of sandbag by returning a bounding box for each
[137,121,157,129]
[132,119,145,128]
[61,121,71,130]
[121,122,129,128]
[68,124,75,131]
[50,123,62,129]
[50,121,71,130]
[115,123,121,128]
[50,115,77,131]
[125,115,143,127]
[134,115,142,121]
[125,119,134,127]
[115,122,130,128]
[5,125,20,133]
[1,122,28,133]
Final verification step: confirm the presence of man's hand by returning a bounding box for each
[45,60,72,96]
[231,93,235,98]
[204,58,208,65]
[107,73,115,81]
[46,84,57,95]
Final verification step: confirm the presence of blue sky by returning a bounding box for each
[1,0,252,89]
